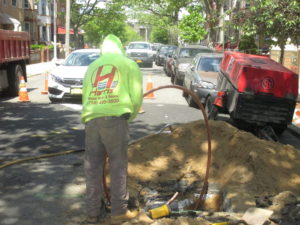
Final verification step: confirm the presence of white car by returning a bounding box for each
[48,49,100,102]
[126,42,154,68]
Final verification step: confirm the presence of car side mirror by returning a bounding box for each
[55,59,64,66]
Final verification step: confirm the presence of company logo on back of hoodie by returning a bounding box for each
[87,64,120,105]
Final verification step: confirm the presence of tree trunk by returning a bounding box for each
[209,21,217,44]
[73,27,81,49]
[279,42,285,65]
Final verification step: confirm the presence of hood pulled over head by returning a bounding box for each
[101,34,125,55]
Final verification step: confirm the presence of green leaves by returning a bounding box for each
[234,0,300,63]
[178,5,207,43]
[83,2,130,46]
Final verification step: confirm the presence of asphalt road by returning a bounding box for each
[0,65,299,225]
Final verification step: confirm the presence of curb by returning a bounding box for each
[27,73,45,78]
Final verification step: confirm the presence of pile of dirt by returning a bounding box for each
[127,120,300,214]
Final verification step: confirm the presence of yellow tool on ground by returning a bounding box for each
[148,192,179,219]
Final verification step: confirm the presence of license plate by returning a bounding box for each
[70,88,82,95]
[136,59,142,63]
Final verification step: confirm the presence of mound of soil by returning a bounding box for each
[127,120,300,213]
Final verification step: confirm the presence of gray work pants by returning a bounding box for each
[84,116,129,217]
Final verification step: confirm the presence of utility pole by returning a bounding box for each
[65,0,71,57]
[145,27,148,42]
[219,4,225,51]
[53,0,57,60]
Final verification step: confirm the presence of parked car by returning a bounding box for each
[171,45,214,85]
[151,43,163,61]
[164,47,178,77]
[48,49,100,102]
[155,45,177,66]
[126,42,154,68]
[183,53,223,108]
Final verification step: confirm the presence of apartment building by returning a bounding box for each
[0,0,38,42]
[37,0,52,44]
[0,0,55,44]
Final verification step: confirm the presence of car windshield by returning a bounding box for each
[128,43,150,49]
[197,57,222,72]
[159,46,169,54]
[179,48,212,58]
[63,52,100,66]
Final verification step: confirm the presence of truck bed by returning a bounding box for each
[0,29,30,64]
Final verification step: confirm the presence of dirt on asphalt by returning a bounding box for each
[118,120,300,224]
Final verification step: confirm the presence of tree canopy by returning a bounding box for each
[233,0,300,63]
[69,0,102,48]
[179,5,207,44]
[82,2,130,46]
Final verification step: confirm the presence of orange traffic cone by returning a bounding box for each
[144,75,156,99]
[19,76,30,102]
[41,73,48,94]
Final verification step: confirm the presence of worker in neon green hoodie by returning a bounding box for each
[81,34,143,224]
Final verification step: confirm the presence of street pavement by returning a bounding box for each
[0,62,299,225]
[26,61,300,135]
[1,64,203,225]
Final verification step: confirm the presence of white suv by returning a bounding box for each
[126,42,154,68]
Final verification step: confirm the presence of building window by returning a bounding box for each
[42,0,46,15]
[42,26,47,40]
[12,0,17,7]
[24,22,30,33]
[23,0,29,8]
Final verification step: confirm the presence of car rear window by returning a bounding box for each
[64,52,100,66]
[197,57,222,72]
[128,43,150,49]
[179,48,212,58]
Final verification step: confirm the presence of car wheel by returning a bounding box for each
[205,96,218,120]
[174,74,182,86]
[182,84,188,98]
[7,64,22,96]
[164,68,168,76]
[170,73,175,84]
[187,94,197,108]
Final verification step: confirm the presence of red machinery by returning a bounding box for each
[208,51,298,135]
[0,29,30,96]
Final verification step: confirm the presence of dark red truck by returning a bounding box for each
[0,29,30,96]
[207,51,298,135]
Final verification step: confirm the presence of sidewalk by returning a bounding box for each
[26,60,56,77]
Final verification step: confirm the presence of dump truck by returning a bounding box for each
[0,29,30,96]
[206,51,298,136]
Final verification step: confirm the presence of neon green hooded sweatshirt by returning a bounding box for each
[81,34,143,123]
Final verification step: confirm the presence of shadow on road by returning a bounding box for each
[0,101,200,225]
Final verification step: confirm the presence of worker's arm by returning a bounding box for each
[128,62,143,122]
